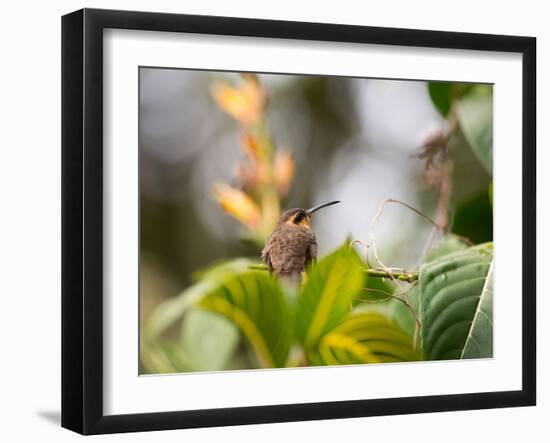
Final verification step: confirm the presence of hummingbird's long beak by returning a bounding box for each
[305,200,341,216]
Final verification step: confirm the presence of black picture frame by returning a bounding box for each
[62,8,536,435]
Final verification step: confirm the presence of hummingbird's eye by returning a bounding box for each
[293,212,305,224]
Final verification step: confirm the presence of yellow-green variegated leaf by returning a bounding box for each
[309,312,421,366]
[419,243,493,360]
[296,243,364,350]
[197,270,292,368]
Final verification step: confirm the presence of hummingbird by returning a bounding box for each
[261,201,340,283]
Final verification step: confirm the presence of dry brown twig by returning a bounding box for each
[368,199,423,292]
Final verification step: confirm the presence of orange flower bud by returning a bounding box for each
[240,132,262,162]
[212,183,261,229]
[240,73,260,85]
[211,75,266,126]
[274,150,295,195]
[236,163,260,190]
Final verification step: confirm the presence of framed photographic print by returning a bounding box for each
[61,8,536,435]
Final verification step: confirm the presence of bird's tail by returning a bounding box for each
[277,271,302,288]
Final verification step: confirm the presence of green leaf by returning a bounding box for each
[296,243,364,349]
[456,94,493,175]
[426,234,469,262]
[428,82,453,117]
[191,257,257,282]
[419,243,493,360]
[180,309,239,371]
[309,312,421,365]
[197,270,292,368]
[356,273,395,303]
[468,84,493,97]
[452,191,493,244]
[461,261,493,359]
[428,82,474,117]
[140,339,192,374]
[389,235,471,340]
[144,258,255,339]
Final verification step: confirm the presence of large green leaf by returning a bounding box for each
[461,261,493,359]
[456,94,493,175]
[296,243,364,349]
[180,309,240,371]
[419,243,493,360]
[391,235,470,339]
[309,312,421,366]
[426,234,470,262]
[144,259,255,339]
[197,270,292,368]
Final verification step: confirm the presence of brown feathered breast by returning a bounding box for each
[261,222,317,281]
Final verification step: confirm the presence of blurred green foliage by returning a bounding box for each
[456,93,493,174]
[428,82,474,117]
[452,191,493,243]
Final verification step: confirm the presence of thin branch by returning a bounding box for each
[350,240,372,267]
[381,198,447,232]
[357,287,396,304]
[366,268,419,283]
[249,264,418,282]
[369,198,473,274]
[369,199,410,291]
[249,264,271,271]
